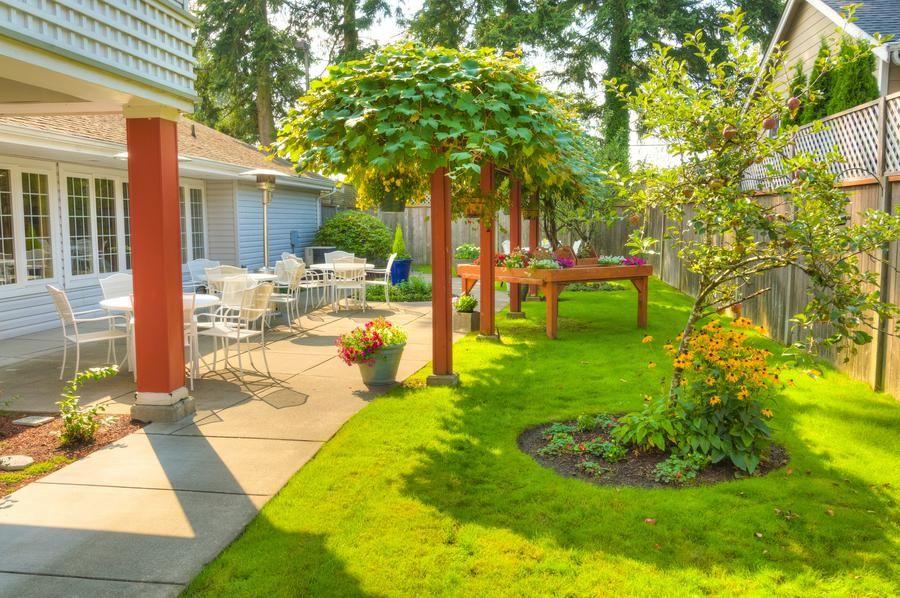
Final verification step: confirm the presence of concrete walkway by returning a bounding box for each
[0,301,472,597]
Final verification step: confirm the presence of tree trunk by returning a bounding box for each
[341,0,359,59]
[254,0,275,146]
[603,0,631,166]
[667,295,705,404]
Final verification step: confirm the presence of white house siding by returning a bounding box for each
[237,183,320,269]
[205,179,238,264]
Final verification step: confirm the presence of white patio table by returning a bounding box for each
[100,294,220,374]
[310,262,375,271]
[248,272,278,282]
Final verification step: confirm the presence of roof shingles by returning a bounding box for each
[820,0,900,40]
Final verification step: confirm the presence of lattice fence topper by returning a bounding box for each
[742,95,900,192]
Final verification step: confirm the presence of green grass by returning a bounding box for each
[186,279,899,596]
[0,456,72,494]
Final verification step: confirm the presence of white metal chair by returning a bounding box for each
[502,240,511,254]
[324,250,353,263]
[269,260,306,331]
[299,268,332,312]
[187,258,220,292]
[205,265,247,295]
[47,285,128,379]
[99,273,133,300]
[366,253,396,306]
[200,282,274,379]
[332,259,367,312]
[183,293,199,390]
[573,239,583,256]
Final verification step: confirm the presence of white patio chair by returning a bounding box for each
[332,259,367,312]
[366,253,396,307]
[502,240,511,254]
[47,285,128,380]
[187,258,220,292]
[99,273,134,331]
[324,250,353,263]
[299,268,332,312]
[269,260,306,331]
[183,293,199,390]
[573,239,583,256]
[200,282,274,379]
[281,252,304,263]
[205,265,247,295]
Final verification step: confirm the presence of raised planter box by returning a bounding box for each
[453,311,480,332]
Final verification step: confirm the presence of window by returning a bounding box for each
[94,178,118,273]
[179,187,188,263]
[190,188,205,260]
[67,177,93,276]
[21,172,52,281]
[122,182,131,270]
[0,170,14,285]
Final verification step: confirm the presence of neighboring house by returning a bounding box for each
[765,0,900,93]
[0,114,333,339]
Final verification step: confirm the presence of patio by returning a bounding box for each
[0,297,495,596]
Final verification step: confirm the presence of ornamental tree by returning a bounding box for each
[277,43,606,216]
[606,10,900,468]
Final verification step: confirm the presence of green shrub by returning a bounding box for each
[366,276,432,302]
[654,453,710,485]
[314,211,392,260]
[57,366,117,445]
[455,294,477,313]
[391,225,412,259]
[454,243,480,260]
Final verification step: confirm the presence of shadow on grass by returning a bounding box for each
[400,279,898,584]
[185,520,374,596]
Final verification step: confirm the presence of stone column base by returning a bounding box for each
[131,386,195,422]
[525,295,545,302]
[426,373,460,387]
[476,333,501,342]
[506,311,526,319]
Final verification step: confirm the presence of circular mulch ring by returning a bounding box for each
[519,416,788,489]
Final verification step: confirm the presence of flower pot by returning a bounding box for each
[358,343,405,385]
[390,258,412,284]
[453,310,480,333]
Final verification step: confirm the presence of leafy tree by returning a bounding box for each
[786,61,806,123]
[798,39,833,124]
[278,43,608,219]
[314,211,393,259]
[826,37,880,115]
[607,10,900,467]
[303,0,391,62]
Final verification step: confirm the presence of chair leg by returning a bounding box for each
[59,340,67,380]
[74,343,81,376]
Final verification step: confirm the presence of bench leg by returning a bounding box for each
[631,277,648,328]
[544,283,559,339]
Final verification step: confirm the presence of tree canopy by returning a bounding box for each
[278,43,609,217]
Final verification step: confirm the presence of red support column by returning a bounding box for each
[478,163,498,339]
[507,178,524,317]
[125,111,195,421]
[426,164,458,386]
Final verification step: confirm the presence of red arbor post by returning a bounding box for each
[426,165,458,386]
[478,163,498,339]
[507,178,524,317]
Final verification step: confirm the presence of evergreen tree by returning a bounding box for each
[799,39,833,124]
[826,38,880,115]
[787,61,807,123]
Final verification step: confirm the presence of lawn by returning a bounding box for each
[186,279,899,596]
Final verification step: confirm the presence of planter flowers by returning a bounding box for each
[336,317,408,385]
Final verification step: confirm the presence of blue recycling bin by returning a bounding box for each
[390,258,412,284]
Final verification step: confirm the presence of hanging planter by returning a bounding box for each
[464,198,486,219]
[380,191,407,213]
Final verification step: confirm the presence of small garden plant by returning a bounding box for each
[365,277,432,302]
[391,225,411,260]
[57,366,118,445]
[454,244,480,260]
[454,295,477,313]
[597,255,625,266]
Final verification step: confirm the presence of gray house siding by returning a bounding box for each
[237,183,320,270]
[205,179,239,265]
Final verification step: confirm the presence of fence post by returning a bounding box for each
[874,95,892,391]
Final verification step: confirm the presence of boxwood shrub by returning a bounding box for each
[314,211,392,260]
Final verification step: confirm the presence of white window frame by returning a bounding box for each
[0,157,62,298]
[179,179,208,265]
[59,166,127,287]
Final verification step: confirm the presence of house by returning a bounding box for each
[0,113,332,340]
[765,0,900,93]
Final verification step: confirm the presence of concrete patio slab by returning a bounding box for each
[0,483,266,585]
[0,572,178,598]
[41,433,322,495]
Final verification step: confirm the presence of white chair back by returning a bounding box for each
[188,259,220,285]
[240,283,274,323]
[220,276,254,310]
[99,273,133,300]
[183,293,196,327]
[384,253,397,282]
[47,285,76,326]
[572,239,583,256]
[206,265,247,294]
[501,240,511,254]
[324,250,353,263]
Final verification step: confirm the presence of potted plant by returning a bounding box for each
[389,225,413,284]
[454,243,480,265]
[336,317,408,385]
[597,255,625,266]
[453,295,480,332]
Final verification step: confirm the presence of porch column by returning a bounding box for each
[507,178,524,318]
[528,193,541,299]
[124,105,195,421]
[426,164,458,386]
[478,162,498,340]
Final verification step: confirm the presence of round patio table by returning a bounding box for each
[248,272,278,282]
[311,262,375,271]
[100,293,220,312]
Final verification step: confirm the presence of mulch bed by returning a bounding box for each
[1,413,143,496]
[519,416,788,489]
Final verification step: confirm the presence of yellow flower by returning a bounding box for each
[648,362,656,369]
[709,395,721,406]
[705,376,716,386]
[738,387,750,401]
[642,335,653,344]
[761,408,773,418]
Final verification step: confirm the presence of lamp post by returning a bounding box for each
[240,168,282,271]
